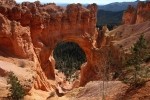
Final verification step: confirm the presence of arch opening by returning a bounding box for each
[53,41,87,80]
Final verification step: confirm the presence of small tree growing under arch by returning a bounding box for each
[53,41,87,81]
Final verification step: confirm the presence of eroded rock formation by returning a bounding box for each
[0,0,150,99]
[0,0,16,7]
[122,1,150,24]
[122,5,137,24]
[0,0,103,96]
[136,1,150,23]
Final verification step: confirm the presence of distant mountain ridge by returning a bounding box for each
[52,1,140,28]
[55,1,139,12]
[16,1,139,11]
[96,1,141,27]
[98,1,139,11]
[97,9,124,27]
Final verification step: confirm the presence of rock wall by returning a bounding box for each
[0,13,51,91]
[122,5,137,24]
[136,1,150,23]
[0,0,16,7]
[122,1,150,24]
[0,1,102,91]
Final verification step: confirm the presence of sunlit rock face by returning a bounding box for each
[0,0,107,93]
[122,5,137,24]
[1,1,149,99]
[122,1,150,24]
[136,1,150,23]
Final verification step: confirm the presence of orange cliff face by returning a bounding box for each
[122,5,137,24]
[0,0,106,93]
[122,1,150,25]
[0,0,16,5]
[136,1,150,24]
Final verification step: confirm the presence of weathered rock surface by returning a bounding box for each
[0,0,150,99]
[0,0,101,97]
[122,1,150,24]
[0,59,35,98]
[0,0,16,7]
[104,20,150,74]
[59,80,150,100]
[107,21,150,50]
[123,81,150,100]
[62,81,129,100]
[122,5,137,24]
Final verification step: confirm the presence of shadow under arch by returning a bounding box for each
[61,36,93,63]
[53,41,86,80]
[49,35,96,86]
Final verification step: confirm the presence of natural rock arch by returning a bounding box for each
[50,36,93,83]
[52,40,87,79]
[27,3,99,86]
[0,2,104,90]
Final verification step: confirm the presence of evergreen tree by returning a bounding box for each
[123,34,150,86]
[53,42,86,81]
[7,72,25,100]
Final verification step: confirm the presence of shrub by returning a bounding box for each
[7,72,25,100]
[123,34,150,87]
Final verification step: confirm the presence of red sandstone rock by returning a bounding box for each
[20,7,32,26]
[0,1,150,99]
[136,1,150,23]
[0,0,16,7]
[0,60,35,97]
[122,5,137,24]
[0,1,99,94]
[123,1,150,24]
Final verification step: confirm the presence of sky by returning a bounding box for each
[15,0,145,5]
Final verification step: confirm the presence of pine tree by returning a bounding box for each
[123,34,150,87]
[7,72,25,100]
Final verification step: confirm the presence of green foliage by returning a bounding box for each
[123,34,150,87]
[97,9,123,27]
[53,42,86,80]
[7,72,25,100]
[126,35,149,66]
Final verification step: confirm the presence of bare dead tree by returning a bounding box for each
[94,45,114,100]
